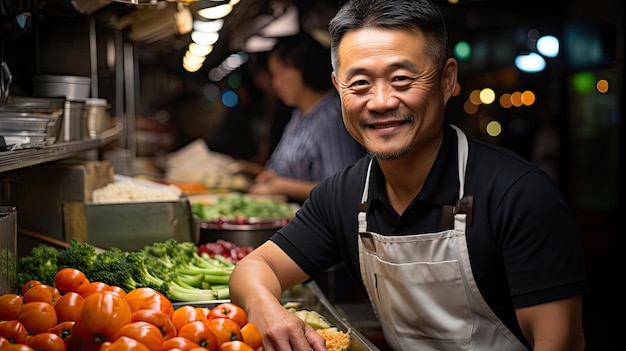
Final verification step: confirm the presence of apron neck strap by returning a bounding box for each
[450,124,468,200]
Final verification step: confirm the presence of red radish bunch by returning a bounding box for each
[197,240,254,262]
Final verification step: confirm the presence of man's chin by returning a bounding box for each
[370,146,414,161]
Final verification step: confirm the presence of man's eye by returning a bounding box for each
[392,76,411,82]
[349,79,369,87]
[392,76,414,88]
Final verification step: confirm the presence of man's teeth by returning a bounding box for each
[373,121,404,129]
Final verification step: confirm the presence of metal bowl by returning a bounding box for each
[195,220,284,248]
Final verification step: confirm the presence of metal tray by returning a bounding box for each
[0,116,51,132]
[172,282,381,351]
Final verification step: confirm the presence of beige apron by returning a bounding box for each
[357,125,528,351]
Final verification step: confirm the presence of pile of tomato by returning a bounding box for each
[0,268,262,351]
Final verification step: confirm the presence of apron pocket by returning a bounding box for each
[369,254,472,341]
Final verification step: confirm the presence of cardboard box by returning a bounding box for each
[0,207,17,294]
[63,199,194,252]
[1,160,114,241]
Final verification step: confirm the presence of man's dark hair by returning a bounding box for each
[328,0,449,72]
[269,31,333,93]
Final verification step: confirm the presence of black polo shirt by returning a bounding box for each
[272,124,588,345]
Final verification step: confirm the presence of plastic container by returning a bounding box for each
[85,98,109,138]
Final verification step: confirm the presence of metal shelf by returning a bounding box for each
[0,129,119,173]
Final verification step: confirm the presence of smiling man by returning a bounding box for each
[229,1,588,350]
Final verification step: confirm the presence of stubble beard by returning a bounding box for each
[369,143,415,161]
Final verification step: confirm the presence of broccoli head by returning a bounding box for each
[16,244,60,288]
[88,246,133,287]
[57,238,98,273]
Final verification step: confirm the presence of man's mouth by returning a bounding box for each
[370,121,407,129]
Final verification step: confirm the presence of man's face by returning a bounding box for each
[332,27,456,160]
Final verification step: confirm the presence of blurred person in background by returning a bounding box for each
[245,52,293,166]
[234,31,365,203]
[229,0,587,350]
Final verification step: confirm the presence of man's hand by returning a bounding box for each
[247,301,327,351]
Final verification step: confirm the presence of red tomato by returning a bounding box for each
[0,293,23,321]
[48,321,81,350]
[25,332,67,351]
[124,287,160,309]
[239,323,262,350]
[132,309,177,339]
[0,344,35,351]
[197,307,210,319]
[99,336,151,351]
[113,321,164,350]
[22,283,54,304]
[124,287,173,318]
[159,336,201,350]
[218,340,255,351]
[18,301,58,335]
[0,336,10,348]
[109,285,127,297]
[171,306,206,332]
[208,303,248,328]
[48,286,61,302]
[48,321,74,341]
[138,292,174,318]
[177,321,218,350]
[0,320,28,344]
[72,291,132,345]
[77,281,111,299]
[53,292,85,323]
[54,268,89,295]
[21,280,42,295]
[207,318,242,346]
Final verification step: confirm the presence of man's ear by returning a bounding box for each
[441,58,458,102]
[331,71,340,90]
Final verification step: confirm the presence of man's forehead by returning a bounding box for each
[335,28,428,70]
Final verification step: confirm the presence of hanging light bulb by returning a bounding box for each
[191,31,220,46]
[197,4,232,19]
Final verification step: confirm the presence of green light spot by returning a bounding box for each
[454,41,471,60]
[228,73,242,89]
[572,71,595,94]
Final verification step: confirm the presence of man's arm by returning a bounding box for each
[229,241,327,351]
[516,296,585,351]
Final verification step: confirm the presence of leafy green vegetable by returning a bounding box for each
[57,238,98,273]
[16,238,235,301]
[16,244,60,287]
[192,193,296,221]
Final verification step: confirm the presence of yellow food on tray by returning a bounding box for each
[316,327,350,351]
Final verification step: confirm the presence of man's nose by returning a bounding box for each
[366,83,400,112]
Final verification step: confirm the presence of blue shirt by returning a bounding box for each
[265,92,365,181]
